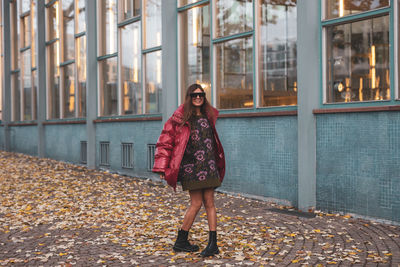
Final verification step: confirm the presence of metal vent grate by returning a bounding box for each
[147,144,156,171]
[80,141,87,164]
[121,143,134,169]
[100,142,110,166]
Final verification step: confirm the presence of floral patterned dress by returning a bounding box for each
[178,114,221,191]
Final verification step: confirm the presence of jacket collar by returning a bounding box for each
[171,104,219,125]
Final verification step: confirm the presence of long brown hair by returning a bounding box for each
[182,83,214,126]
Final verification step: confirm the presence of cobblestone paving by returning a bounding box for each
[0,151,399,266]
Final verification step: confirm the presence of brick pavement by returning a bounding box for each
[0,151,399,266]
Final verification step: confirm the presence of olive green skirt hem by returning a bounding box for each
[181,177,221,191]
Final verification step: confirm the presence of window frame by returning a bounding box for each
[45,0,86,120]
[177,0,299,113]
[97,0,162,118]
[321,0,397,108]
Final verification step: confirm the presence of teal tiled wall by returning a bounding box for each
[9,125,38,156]
[316,112,400,222]
[217,116,298,205]
[45,124,86,163]
[95,120,162,177]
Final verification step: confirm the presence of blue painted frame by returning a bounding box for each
[319,2,397,109]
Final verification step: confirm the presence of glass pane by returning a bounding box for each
[63,63,75,118]
[215,0,253,38]
[98,0,117,56]
[62,0,74,61]
[11,1,20,70]
[12,73,21,121]
[76,36,86,117]
[23,15,31,48]
[326,16,390,103]
[99,57,118,116]
[20,0,30,14]
[32,70,37,120]
[31,1,36,68]
[325,0,389,19]
[119,0,141,21]
[216,37,253,109]
[121,22,142,115]
[48,41,60,119]
[46,1,60,41]
[179,5,211,102]
[22,49,32,120]
[144,0,161,48]
[76,0,86,33]
[260,0,297,107]
[178,0,200,7]
[145,51,162,113]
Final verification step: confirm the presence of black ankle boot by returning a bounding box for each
[173,229,199,252]
[200,231,219,257]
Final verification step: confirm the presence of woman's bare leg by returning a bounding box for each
[181,189,203,231]
[202,188,217,231]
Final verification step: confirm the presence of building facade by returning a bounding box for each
[0,0,399,223]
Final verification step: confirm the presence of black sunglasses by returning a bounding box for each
[190,92,205,98]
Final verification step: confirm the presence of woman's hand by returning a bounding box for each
[159,173,165,180]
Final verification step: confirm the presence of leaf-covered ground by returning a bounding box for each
[0,151,399,266]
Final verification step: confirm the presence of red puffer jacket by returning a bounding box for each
[152,104,225,190]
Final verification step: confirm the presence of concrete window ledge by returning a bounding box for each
[313,105,400,114]
[218,110,297,118]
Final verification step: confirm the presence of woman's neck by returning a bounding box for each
[195,107,202,116]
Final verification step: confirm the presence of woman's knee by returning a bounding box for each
[202,194,215,209]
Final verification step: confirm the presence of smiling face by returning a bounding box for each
[191,88,205,107]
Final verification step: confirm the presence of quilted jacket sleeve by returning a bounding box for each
[152,118,177,173]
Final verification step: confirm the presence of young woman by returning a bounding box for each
[152,83,225,257]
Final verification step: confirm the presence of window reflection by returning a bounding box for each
[46,1,59,41]
[11,73,21,121]
[325,0,389,19]
[121,22,142,115]
[32,70,37,120]
[144,0,161,49]
[62,0,75,61]
[31,1,36,68]
[215,0,253,38]
[76,0,86,33]
[98,0,117,56]
[48,41,60,119]
[260,0,297,107]
[99,57,118,116]
[22,50,32,120]
[216,37,253,109]
[63,63,75,118]
[145,51,162,113]
[326,16,390,103]
[118,0,141,21]
[76,36,86,117]
[179,5,211,102]
[21,0,30,14]
[23,15,30,48]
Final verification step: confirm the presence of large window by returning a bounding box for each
[323,1,391,103]
[214,0,254,109]
[9,0,37,121]
[179,4,211,102]
[46,0,86,119]
[143,0,162,114]
[178,0,297,110]
[259,0,297,107]
[98,0,162,117]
